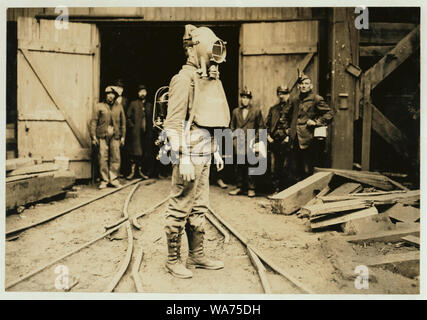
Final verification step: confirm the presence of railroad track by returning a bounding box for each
[5,179,313,294]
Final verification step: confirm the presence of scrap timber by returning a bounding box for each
[5,157,76,211]
[6,170,75,211]
[270,171,333,214]
[269,167,419,246]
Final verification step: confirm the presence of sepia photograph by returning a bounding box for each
[2,3,422,298]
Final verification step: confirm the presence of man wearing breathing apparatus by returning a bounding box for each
[162,25,230,279]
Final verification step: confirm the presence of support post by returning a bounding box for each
[329,7,359,169]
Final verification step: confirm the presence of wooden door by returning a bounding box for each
[17,17,100,178]
[239,21,319,117]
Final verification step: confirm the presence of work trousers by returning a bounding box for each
[164,156,210,235]
[293,140,315,180]
[99,136,121,183]
[235,162,256,191]
[270,143,291,190]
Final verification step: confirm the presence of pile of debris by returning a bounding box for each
[270,168,420,235]
[270,167,420,281]
[6,157,75,212]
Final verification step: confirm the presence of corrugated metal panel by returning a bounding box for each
[8,7,314,21]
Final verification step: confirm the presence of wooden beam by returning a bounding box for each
[6,170,75,211]
[7,162,58,177]
[320,190,420,205]
[18,48,90,148]
[311,207,378,229]
[330,7,358,169]
[270,171,333,215]
[361,80,372,170]
[6,157,37,172]
[364,25,419,91]
[344,226,419,244]
[371,104,410,158]
[303,199,372,218]
[328,183,362,196]
[297,186,330,217]
[357,102,410,159]
[366,251,419,278]
[401,235,420,246]
[18,39,95,55]
[386,176,409,191]
[385,203,420,223]
[242,42,317,55]
[360,23,418,45]
[359,45,394,57]
[314,167,394,191]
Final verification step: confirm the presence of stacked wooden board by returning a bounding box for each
[6,157,75,211]
[270,168,420,235]
[270,167,420,279]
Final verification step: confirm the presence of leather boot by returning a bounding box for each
[186,226,224,270]
[126,163,135,180]
[138,167,149,180]
[165,232,193,279]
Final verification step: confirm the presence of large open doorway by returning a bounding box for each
[98,23,239,110]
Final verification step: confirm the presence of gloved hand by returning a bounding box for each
[92,138,99,146]
[179,155,195,181]
[120,137,125,147]
[214,151,224,172]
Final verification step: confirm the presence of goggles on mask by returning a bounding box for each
[183,25,227,79]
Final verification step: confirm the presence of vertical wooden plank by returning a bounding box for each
[241,21,319,118]
[142,7,154,21]
[16,18,95,178]
[92,24,100,104]
[361,81,372,170]
[238,24,244,108]
[236,7,245,21]
[330,7,357,169]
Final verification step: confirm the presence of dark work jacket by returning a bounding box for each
[231,104,265,155]
[266,101,293,141]
[127,99,152,157]
[289,92,334,149]
[90,101,126,140]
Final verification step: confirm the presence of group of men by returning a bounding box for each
[89,24,335,280]
[89,73,334,197]
[89,82,158,189]
[228,74,334,198]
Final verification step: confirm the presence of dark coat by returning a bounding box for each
[266,101,293,141]
[231,104,265,155]
[127,99,153,157]
[90,101,126,140]
[289,92,334,149]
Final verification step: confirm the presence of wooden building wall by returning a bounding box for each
[7,7,420,180]
[7,7,316,22]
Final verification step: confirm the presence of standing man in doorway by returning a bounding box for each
[228,88,265,198]
[162,25,230,279]
[90,85,126,189]
[266,85,293,193]
[126,84,150,180]
[290,74,334,180]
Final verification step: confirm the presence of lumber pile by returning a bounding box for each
[270,168,420,236]
[6,157,75,211]
[275,168,421,280]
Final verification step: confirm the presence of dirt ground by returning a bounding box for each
[5,177,419,294]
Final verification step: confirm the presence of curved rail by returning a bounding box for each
[104,182,141,292]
